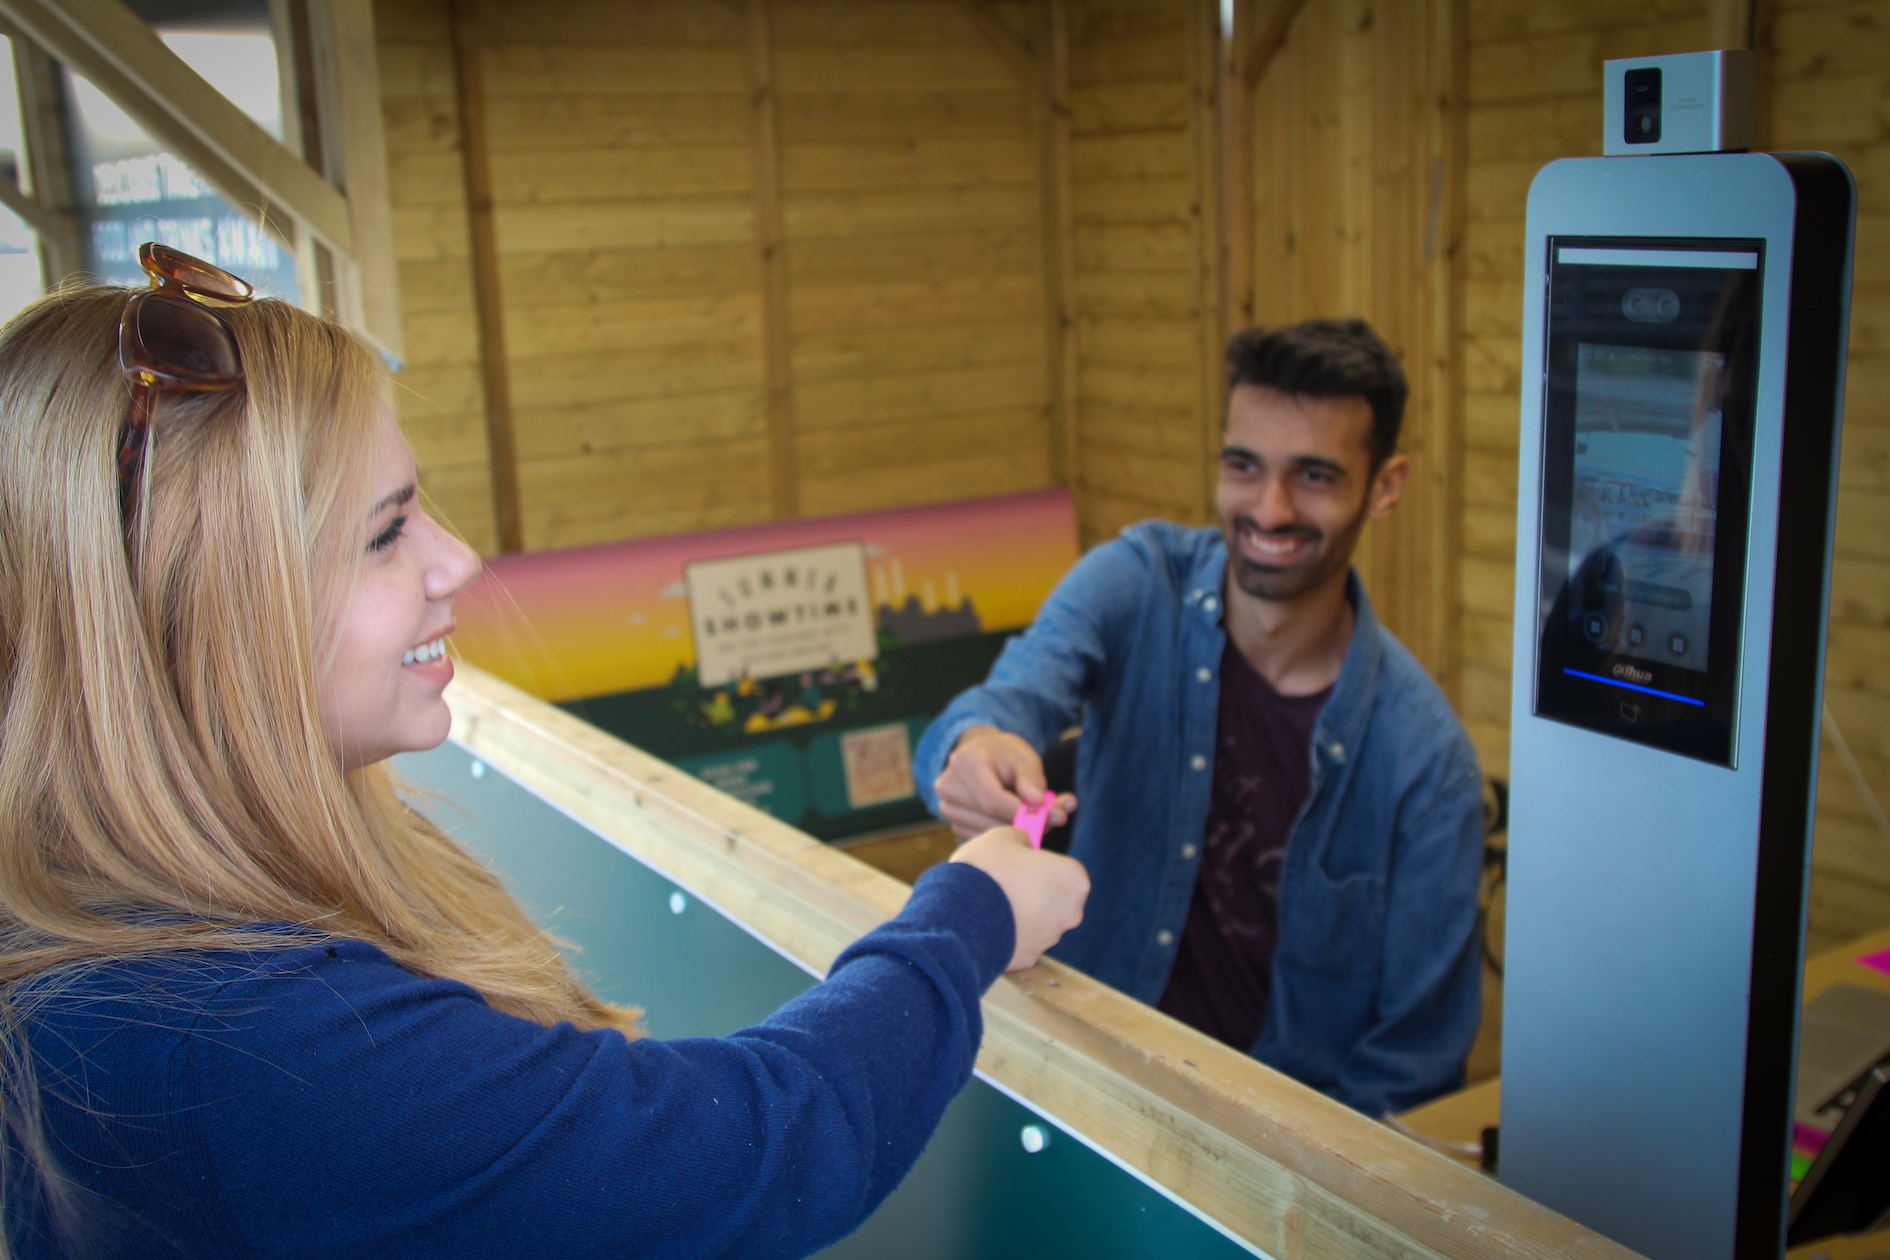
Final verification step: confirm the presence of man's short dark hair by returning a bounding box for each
[1225,319,1408,469]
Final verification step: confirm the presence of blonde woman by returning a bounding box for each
[0,246,1089,1258]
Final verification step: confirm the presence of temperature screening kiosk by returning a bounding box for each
[1501,52,1855,1260]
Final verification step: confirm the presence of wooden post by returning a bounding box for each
[743,0,799,522]
[10,36,80,288]
[447,0,523,553]
[1708,0,1775,152]
[320,0,406,365]
[275,0,338,321]
[1191,0,1226,524]
[1033,0,1079,495]
[1221,0,1255,343]
[1423,0,1468,707]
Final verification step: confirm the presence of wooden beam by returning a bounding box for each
[0,5,288,251]
[1749,0,1776,152]
[1707,0,1756,49]
[957,0,1038,88]
[0,0,353,255]
[1425,0,1468,707]
[1243,0,1312,88]
[318,0,405,366]
[1221,0,1257,340]
[447,0,523,554]
[1708,0,1776,151]
[0,164,61,240]
[1191,0,1226,523]
[744,0,800,521]
[1033,0,1078,491]
[274,0,336,320]
[445,660,1643,1260]
[8,35,80,287]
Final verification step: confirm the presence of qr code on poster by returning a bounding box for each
[840,724,915,810]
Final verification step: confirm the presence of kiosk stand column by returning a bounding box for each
[1499,50,1855,1260]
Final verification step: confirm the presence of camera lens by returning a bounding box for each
[1623,67,1661,145]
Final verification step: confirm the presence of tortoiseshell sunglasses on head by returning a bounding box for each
[116,241,255,507]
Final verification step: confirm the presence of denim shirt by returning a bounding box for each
[915,521,1485,1116]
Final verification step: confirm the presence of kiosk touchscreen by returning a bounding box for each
[1533,239,1761,767]
[1500,52,1855,1260]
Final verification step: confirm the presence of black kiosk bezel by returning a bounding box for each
[1533,235,1766,767]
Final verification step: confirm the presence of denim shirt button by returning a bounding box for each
[1329,742,1346,762]
[1202,597,1218,613]
[1195,667,1212,683]
[1156,930,1175,947]
[1180,844,1198,860]
[1189,754,1207,771]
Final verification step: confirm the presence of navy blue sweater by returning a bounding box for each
[11,862,1013,1258]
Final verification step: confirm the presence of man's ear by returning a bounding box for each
[1366,454,1411,520]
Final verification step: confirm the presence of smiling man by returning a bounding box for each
[914,319,1485,1116]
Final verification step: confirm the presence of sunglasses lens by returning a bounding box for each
[141,243,253,303]
[131,296,240,381]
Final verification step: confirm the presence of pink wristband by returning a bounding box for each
[1011,798,1051,849]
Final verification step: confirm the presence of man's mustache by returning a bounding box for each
[1230,516,1322,547]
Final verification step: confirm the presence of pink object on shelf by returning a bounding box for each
[1859,948,1890,978]
[1793,1121,1832,1155]
[1011,799,1051,849]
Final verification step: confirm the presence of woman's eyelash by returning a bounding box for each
[369,515,407,553]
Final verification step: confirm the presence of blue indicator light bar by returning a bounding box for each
[1563,668,1705,706]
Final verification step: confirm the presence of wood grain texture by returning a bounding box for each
[445,662,1641,1260]
[373,0,1054,546]
[448,0,523,552]
[1243,0,1467,698]
[1066,0,1217,546]
[720,4,803,524]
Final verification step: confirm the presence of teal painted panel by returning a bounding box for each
[396,741,1258,1260]
[802,716,930,819]
[558,633,1010,841]
[673,742,811,843]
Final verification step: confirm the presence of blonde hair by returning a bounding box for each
[0,287,633,1239]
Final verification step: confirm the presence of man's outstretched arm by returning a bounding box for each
[915,537,1152,837]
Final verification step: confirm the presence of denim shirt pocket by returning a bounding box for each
[1276,860,1386,983]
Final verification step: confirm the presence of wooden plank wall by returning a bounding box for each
[1460,0,1890,952]
[1064,0,1223,546]
[375,0,1886,949]
[1770,0,1890,951]
[374,0,1050,555]
[378,0,498,552]
[775,1,1049,518]
[1240,0,1466,691]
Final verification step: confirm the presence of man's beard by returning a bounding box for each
[1222,497,1371,602]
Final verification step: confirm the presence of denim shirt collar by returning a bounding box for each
[1190,536,1384,769]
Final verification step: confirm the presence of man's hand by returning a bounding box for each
[933,726,1077,840]
[950,827,1090,971]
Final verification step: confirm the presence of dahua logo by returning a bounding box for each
[1613,663,1653,684]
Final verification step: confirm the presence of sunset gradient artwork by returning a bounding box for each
[452,489,1081,703]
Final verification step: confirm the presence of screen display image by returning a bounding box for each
[1567,344,1725,672]
[1533,238,1763,766]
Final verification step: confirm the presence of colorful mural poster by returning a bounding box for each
[451,490,1081,841]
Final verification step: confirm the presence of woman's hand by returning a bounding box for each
[949,828,1089,971]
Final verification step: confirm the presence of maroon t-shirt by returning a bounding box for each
[1156,639,1331,1052]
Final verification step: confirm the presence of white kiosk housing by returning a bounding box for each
[1500,52,1856,1260]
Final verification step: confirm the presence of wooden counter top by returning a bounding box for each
[447,663,1637,1260]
